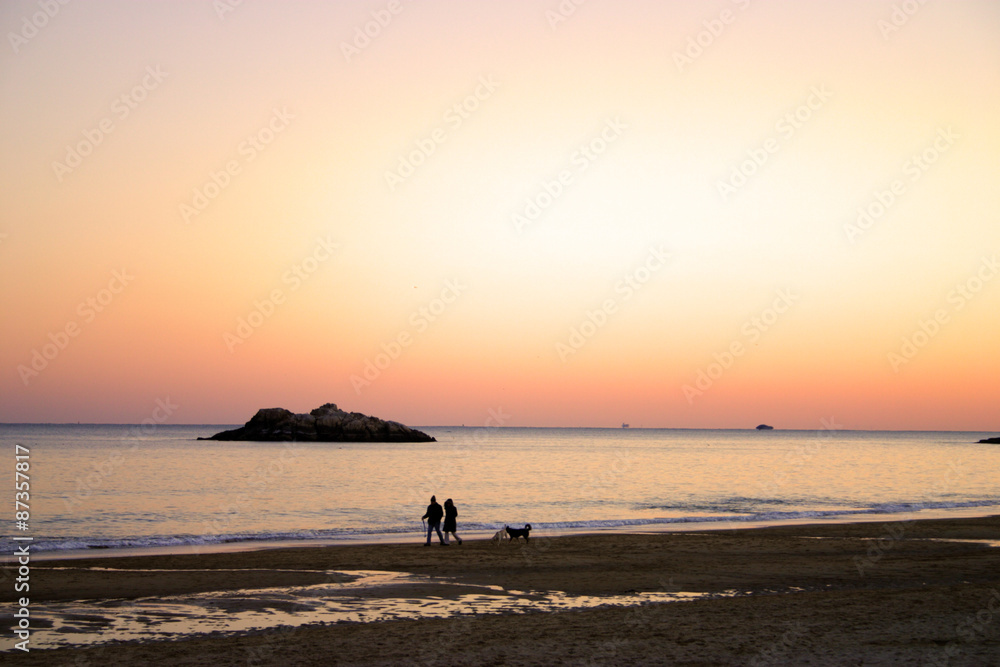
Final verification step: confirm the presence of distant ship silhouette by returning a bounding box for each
[621,422,630,428]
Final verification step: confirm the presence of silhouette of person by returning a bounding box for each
[421,495,445,546]
[443,498,462,545]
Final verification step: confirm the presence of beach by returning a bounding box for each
[8,515,1000,665]
[6,2,999,664]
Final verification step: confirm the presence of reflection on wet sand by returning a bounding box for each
[32,569,727,649]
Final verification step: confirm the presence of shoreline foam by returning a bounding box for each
[25,503,1000,562]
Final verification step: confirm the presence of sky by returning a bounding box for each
[1,0,998,430]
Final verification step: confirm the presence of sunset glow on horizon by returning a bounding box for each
[2,0,998,430]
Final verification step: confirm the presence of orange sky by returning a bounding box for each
[1,0,998,429]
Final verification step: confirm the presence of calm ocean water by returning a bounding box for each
[3,424,999,555]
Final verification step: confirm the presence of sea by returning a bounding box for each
[3,424,1000,558]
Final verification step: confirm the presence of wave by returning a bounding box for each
[16,499,1000,554]
[635,495,852,512]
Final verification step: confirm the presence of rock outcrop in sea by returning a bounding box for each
[200,403,436,442]
[755,424,774,430]
[978,436,1000,444]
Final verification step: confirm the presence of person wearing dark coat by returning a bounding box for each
[421,495,445,546]
[442,498,462,545]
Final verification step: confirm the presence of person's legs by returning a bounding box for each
[425,521,434,545]
[434,523,445,544]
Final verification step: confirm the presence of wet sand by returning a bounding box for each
[7,516,1000,665]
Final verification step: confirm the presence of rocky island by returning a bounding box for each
[756,424,774,430]
[199,403,436,442]
[978,436,1000,444]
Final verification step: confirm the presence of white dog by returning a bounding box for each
[491,527,511,546]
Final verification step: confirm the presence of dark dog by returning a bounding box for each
[505,524,532,542]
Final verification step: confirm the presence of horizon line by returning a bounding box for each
[0,423,996,434]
